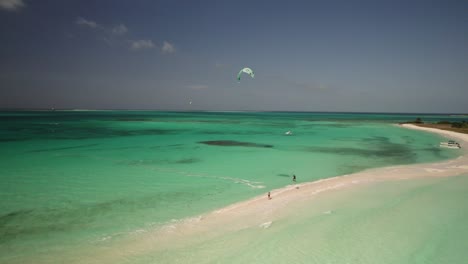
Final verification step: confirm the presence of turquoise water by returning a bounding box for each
[0,111,463,263]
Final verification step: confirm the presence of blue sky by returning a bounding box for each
[0,0,467,112]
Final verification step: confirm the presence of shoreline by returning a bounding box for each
[73,123,468,263]
[203,124,468,216]
[403,123,468,142]
[406,122,468,135]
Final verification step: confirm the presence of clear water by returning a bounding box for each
[0,111,463,263]
[133,175,468,264]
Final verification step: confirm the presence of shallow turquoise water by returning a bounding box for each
[134,175,468,264]
[0,111,463,262]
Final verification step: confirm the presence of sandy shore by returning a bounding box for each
[202,124,468,221]
[70,124,468,263]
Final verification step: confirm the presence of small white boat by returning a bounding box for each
[440,140,461,149]
[285,130,293,135]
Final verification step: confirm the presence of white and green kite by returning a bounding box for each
[237,67,254,81]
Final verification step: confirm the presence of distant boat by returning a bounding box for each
[440,140,461,149]
[285,131,293,135]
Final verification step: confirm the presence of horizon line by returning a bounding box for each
[0,108,467,116]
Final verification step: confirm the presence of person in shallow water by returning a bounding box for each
[293,174,296,182]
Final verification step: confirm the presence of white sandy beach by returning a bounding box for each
[69,123,468,264]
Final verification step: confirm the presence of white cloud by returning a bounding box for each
[0,0,25,11]
[112,24,128,35]
[188,85,209,90]
[75,17,99,28]
[129,40,155,51]
[161,41,176,54]
[73,18,169,55]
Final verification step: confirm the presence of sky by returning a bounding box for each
[0,0,467,113]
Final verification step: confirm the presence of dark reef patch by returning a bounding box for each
[198,140,273,148]
[0,138,24,142]
[150,144,184,149]
[117,157,201,166]
[0,123,184,142]
[304,146,415,160]
[0,209,34,225]
[174,158,201,164]
[420,147,445,158]
[27,144,100,153]
[117,159,162,166]
[116,118,153,122]
[0,191,211,242]
[200,130,270,136]
[304,136,417,163]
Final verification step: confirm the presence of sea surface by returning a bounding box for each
[0,111,465,263]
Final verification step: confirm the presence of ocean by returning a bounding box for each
[0,111,465,263]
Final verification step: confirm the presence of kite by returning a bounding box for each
[237,67,254,82]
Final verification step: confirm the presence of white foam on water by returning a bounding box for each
[425,168,444,173]
[97,235,113,242]
[259,221,272,229]
[160,224,177,233]
[129,229,147,235]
